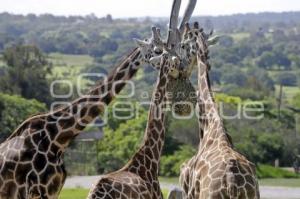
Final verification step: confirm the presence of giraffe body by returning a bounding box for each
[179,23,260,199]
[88,171,151,199]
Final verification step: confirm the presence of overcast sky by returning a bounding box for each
[0,0,299,18]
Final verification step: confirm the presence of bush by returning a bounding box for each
[292,93,300,109]
[97,111,147,173]
[160,145,196,177]
[0,93,46,141]
[257,164,299,179]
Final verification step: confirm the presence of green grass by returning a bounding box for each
[48,53,94,86]
[275,84,300,102]
[59,176,300,199]
[259,178,300,187]
[162,189,169,198]
[59,189,89,199]
[159,177,180,185]
[257,165,299,179]
[59,188,169,199]
[48,53,93,68]
[230,32,250,41]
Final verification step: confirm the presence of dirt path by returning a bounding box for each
[64,176,300,199]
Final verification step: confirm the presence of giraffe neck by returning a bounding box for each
[55,48,144,146]
[123,59,169,185]
[9,48,144,150]
[197,54,232,150]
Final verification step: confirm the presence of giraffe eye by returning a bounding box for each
[154,47,163,55]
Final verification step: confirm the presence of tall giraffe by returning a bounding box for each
[0,27,168,199]
[87,45,183,199]
[179,23,260,199]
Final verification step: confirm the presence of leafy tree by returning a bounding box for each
[221,68,247,87]
[0,93,46,142]
[218,36,234,47]
[276,72,298,86]
[257,51,291,70]
[160,145,196,177]
[0,45,53,104]
[97,112,147,173]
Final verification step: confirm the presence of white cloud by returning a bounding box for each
[0,0,299,18]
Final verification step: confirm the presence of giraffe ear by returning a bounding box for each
[208,35,220,46]
[134,38,148,48]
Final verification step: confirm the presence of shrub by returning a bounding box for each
[160,145,196,177]
[0,93,46,141]
[257,164,299,179]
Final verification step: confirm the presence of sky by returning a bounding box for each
[0,0,300,18]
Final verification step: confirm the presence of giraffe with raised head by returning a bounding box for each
[0,27,169,199]
[179,22,260,199]
[87,42,184,199]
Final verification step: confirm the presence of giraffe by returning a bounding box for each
[179,22,260,199]
[87,43,183,199]
[0,27,169,199]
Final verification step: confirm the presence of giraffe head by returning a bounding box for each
[179,22,220,72]
[149,46,198,116]
[149,45,181,78]
[135,27,164,69]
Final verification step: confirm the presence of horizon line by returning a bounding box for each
[1,10,300,19]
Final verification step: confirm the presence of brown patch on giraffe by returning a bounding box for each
[30,119,45,131]
[101,93,113,105]
[58,117,75,130]
[45,123,58,140]
[79,107,88,118]
[15,164,31,185]
[1,161,15,180]
[114,82,126,95]
[56,131,74,145]
[40,166,55,184]
[33,153,47,172]
[48,176,61,196]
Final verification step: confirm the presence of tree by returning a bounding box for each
[97,111,147,173]
[221,68,247,87]
[276,72,297,86]
[0,93,46,142]
[218,36,234,47]
[0,45,53,104]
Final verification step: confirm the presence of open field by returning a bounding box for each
[48,53,94,82]
[48,53,93,68]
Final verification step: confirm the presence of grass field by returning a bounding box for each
[59,189,89,199]
[159,177,300,188]
[48,53,93,80]
[59,188,169,199]
[230,32,250,41]
[48,53,93,68]
[275,84,300,102]
[59,178,300,199]
[259,178,300,188]
[48,53,95,87]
